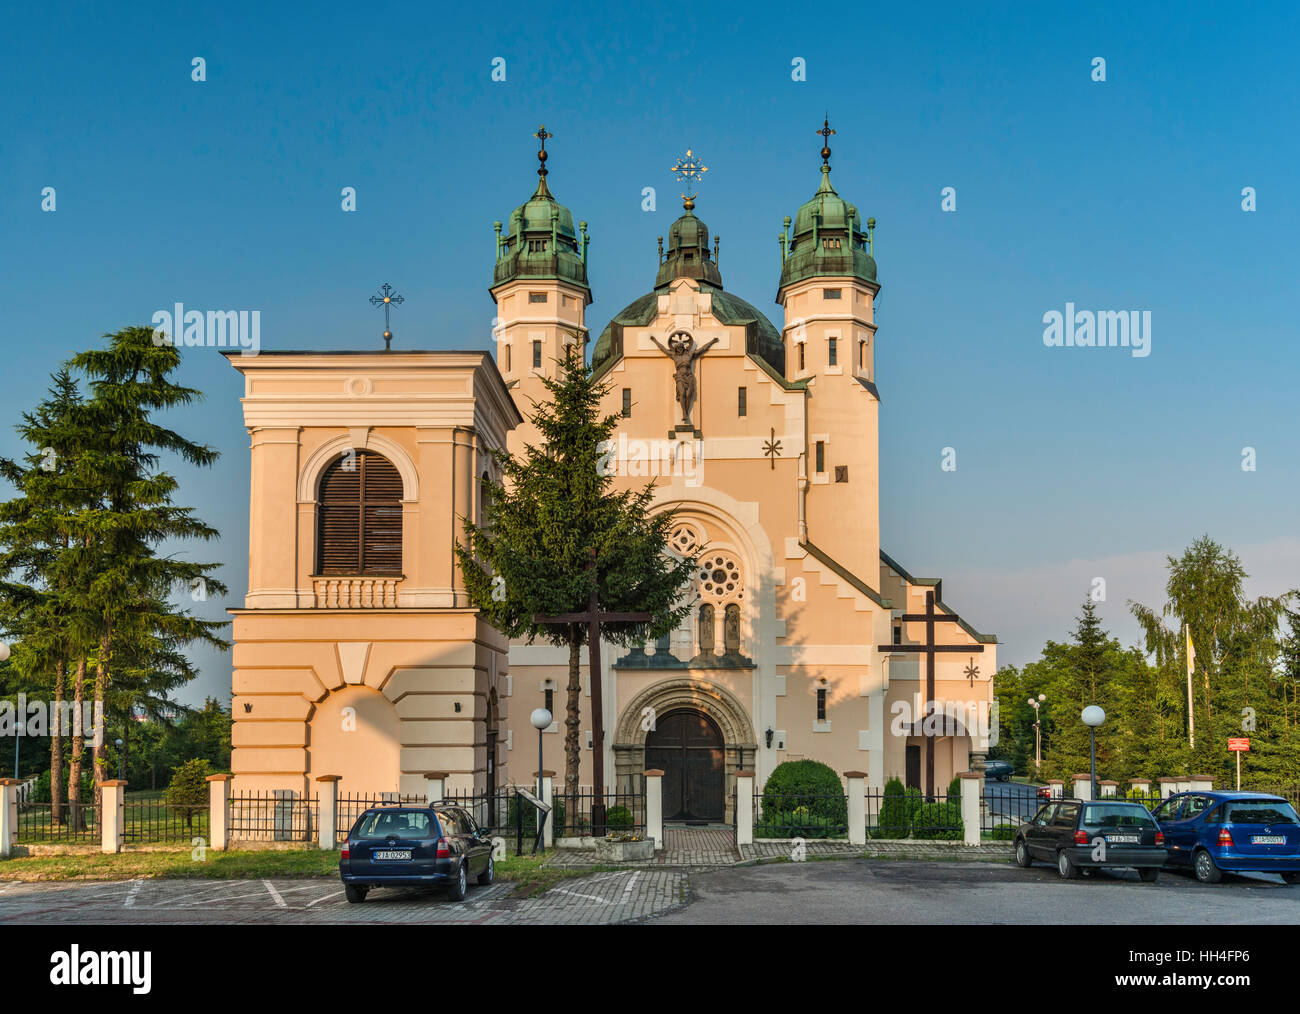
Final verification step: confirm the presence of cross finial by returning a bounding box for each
[817,114,835,169]
[369,282,404,350]
[533,124,552,178]
[670,148,709,211]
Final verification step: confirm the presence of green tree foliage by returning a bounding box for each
[456,336,697,814]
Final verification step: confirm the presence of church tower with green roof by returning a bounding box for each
[776,118,882,584]
[490,126,591,446]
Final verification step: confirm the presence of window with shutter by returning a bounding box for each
[316,451,404,575]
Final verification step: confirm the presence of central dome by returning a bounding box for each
[655,208,722,289]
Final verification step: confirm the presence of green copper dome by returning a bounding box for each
[654,208,723,289]
[492,134,591,301]
[779,163,877,291]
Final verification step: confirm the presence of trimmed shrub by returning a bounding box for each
[946,776,962,802]
[912,801,963,841]
[605,805,633,830]
[877,777,909,838]
[904,785,924,823]
[755,807,842,839]
[761,760,847,825]
[989,823,1018,841]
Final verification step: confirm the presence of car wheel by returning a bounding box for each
[1014,839,1033,868]
[446,862,468,902]
[477,855,495,886]
[1282,872,1300,885]
[1139,867,1160,883]
[1193,849,1222,884]
[344,885,368,904]
[1057,850,1079,880]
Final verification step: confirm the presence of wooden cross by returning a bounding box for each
[877,590,984,798]
[534,553,651,836]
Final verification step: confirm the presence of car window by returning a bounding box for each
[1152,798,1184,821]
[1052,803,1081,828]
[1082,804,1156,829]
[1183,795,1211,819]
[1033,804,1056,826]
[435,808,465,835]
[354,810,433,840]
[455,807,480,834]
[1224,800,1300,825]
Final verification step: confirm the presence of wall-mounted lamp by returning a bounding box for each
[765,728,774,749]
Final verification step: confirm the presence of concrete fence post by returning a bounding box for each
[959,772,982,846]
[0,779,18,857]
[1073,774,1093,802]
[100,780,126,854]
[316,775,340,850]
[1047,779,1064,799]
[644,769,663,850]
[206,773,232,851]
[535,771,555,847]
[1100,780,1118,798]
[1188,774,1214,792]
[1159,777,1179,800]
[1129,778,1150,797]
[845,771,867,846]
[735,770,754,847]
[424,771,447,805]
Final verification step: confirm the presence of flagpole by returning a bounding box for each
[1185,624,1195,749]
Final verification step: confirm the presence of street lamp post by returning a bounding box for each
[115,738,124,781]
[1026,694,1046,775]
[1081,705,1106,801]
[529,708,552,803]
[14,721,24,780]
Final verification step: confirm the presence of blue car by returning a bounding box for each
[1151,791,1300,884]
[339,804,495,903]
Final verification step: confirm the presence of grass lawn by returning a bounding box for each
[0,846,593,895]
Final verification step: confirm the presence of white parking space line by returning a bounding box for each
[262,880,287,908]
[306,890,344,907]
[551,888,614,905]
[123,881,143,908]
[622,872,640,896]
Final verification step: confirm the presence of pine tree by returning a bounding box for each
[456,336,697,820]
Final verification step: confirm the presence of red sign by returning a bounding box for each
[1228,738,1250,752]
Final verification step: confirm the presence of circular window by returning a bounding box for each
[698,553,742,601]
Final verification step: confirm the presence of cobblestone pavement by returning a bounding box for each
[0,871,688,926]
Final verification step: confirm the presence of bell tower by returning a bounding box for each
[490,126,592,451]
[776,118,882,581]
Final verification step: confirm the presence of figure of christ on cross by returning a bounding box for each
[878,590,985,798]
[650,331,718,427]
[533,557,651,837]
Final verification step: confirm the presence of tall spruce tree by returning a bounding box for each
[456,337,697,818]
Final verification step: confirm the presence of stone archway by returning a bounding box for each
[613,677,758,824]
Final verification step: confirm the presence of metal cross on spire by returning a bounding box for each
[817,114,835,168]
[533,124,552,178]
[670,148,709,211]
[369,283,404,350]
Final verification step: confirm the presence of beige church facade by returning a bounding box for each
[225,128,997,814]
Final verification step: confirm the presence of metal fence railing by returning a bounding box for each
[755,791,849,839]
[865,789,963,841]
[123,799,211,845]
[14,800,100,843]
[550,776,646,838]
[229,791,318,843]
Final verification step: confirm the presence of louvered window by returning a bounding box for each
[316,451,404,575]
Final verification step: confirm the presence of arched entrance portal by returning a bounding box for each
[646,710,725,822]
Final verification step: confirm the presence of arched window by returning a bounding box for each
[316,451,403,575]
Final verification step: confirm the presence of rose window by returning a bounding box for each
[698,552,743,602]
[669,523,701,558]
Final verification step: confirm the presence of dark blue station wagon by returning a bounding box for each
[340,804,495,903]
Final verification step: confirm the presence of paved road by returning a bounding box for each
[652,859,1300,924]
[0,870,686,925]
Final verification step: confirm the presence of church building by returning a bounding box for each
[225,123,997,815]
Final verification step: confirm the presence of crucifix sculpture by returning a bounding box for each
[533,551,651,837]
[877,590,985,798]
[651,331,718,427]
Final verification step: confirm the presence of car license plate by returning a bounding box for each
[373,850,412,861]
[1251,835,1285,845]
[1106,834,1140,844]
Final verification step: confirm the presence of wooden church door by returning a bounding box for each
[645,710,725,822]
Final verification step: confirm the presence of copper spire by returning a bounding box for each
[817,115,835,169]
[533,124,553,197]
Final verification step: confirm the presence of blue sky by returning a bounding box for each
[1,1,1297,704]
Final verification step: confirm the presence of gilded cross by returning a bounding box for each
[369,283,404,350]
[817,115,835,166]
[670,149,709,210]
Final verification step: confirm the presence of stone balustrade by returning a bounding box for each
[312,576,401,608]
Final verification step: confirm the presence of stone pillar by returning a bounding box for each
[735,770,754,846]
[1099,780,1118,798]
[644,769,663,851]
[535,771,555,847]
[845,771,867,846]
[1188,774,1214,792]
[206,773,232,851]
[1073,774,1093,802]
[1159,777,1179,799]
[1130,778,1150,797]
[425,771,447,805]
[0,779,18,857]
[958,772,982,847]
[1047,779,1064,799]
[317,775,340,850]
[100,780,127,854]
